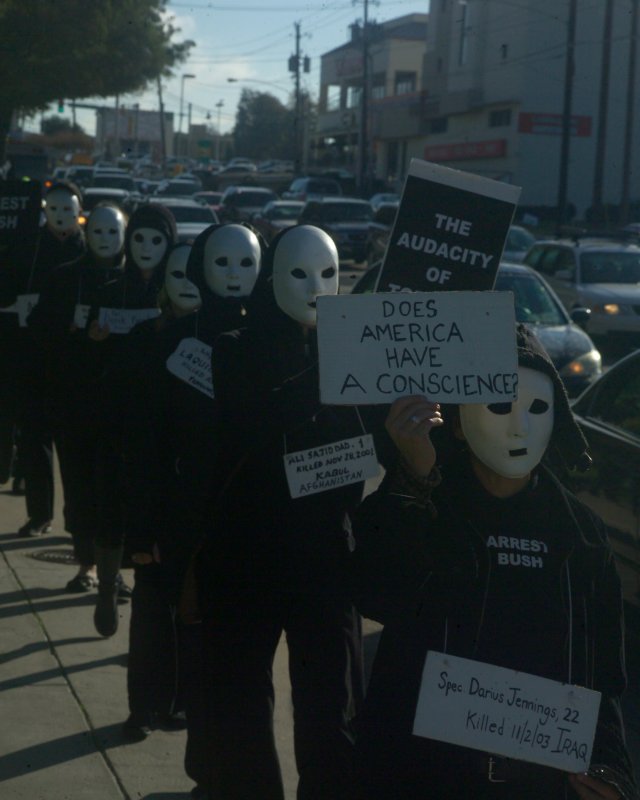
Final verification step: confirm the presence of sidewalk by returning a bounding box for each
[0,472,297,800]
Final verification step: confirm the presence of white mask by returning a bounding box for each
[459,367,554,479]
[130,226,168,271]
[86,206,126,259]
[165,245,201,312]
[44,189,80,232]
[203,224,261,298]
[272,225,339,327]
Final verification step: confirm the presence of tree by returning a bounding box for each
[232,90,295,160]
[0,0,193,160]
[40,116,84,136]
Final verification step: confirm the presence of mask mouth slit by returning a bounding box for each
[509,448,528,456]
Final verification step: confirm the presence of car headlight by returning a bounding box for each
[559,349,602,378]
[591,303,633,315]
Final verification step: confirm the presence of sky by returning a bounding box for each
[31,0,429,140]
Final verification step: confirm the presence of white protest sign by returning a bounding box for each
[284,434,379,499]
[317,291,517,405]
[16,293,39,327]
[73,303,91,329]
[166,337,214,399]
[414,651,601,773]
[98,306,160,335]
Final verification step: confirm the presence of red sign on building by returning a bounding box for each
[518,112,592,137]
[424,139,507,162]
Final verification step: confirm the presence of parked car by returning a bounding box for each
[80,188,136,220]
[503,224,536,262]
[91,173,138,193]
[282,176,342,202]
[64,165,94,188]
[154,178,202,198]
[369,192,400,212]
[523,235,640,342]
[298,197,374,263]
[148,197,218,244]
[367,202,399,262]
[251,200,304,242]
[194,191,223,211]
[567,349,640,608]
[218,186,278,223]
[352,260,602,396]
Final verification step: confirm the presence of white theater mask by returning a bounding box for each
[272,225,339,328]
[459,367,554,479]
[165,245,201,312]
[86,206,126,259]
[130,226,168,271]
[203,224,261,298]
[44,189,80,233]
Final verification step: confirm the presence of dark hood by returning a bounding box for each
[45,179,83,206]
[124,203,177,282]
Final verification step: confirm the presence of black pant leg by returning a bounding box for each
[95,438,125,549]
[181,621,210,787]
[127,565,178,716]
[202,593,285,800]
[18,397,54,525]
[0,403,16,484]
[285,594,363,800]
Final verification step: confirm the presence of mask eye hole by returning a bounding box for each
[93,228,103,235]
[171,270,185,279]
[240,257,253,267]
[291,268,306,279]
[152,235,162,245]
[321,266,336,279]
[109,228,117,235]
[529,399,550,414]
[134,232,144,243]
[487,402,512,415]
[215,256,228,266]
[49,205,57,211]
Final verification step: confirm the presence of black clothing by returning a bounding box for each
[350,457,637,800]
[28,252,123,562]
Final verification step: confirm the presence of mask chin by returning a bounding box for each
[459,367,555,479]
[272,225,339,327]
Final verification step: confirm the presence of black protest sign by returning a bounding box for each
[377,159,521,293]
[0,180,42,250]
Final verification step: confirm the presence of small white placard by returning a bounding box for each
[73,303,91,329]
[98,306,160,335]
[413,651,601,773]
[284,433,379,498]
[165,337,214,399]
[16,293,39,327]
[317,291,517,405]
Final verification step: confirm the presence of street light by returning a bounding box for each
[179,73,195,157]
[215,100,224,161]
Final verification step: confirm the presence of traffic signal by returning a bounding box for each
[57,99,64,113]
[303,56,310,73]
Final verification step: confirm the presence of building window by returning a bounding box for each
[500,43,508,60]
[489,108,512,127]
[430,117,448,134]
[347,85,362,108]
[326,85,340,111]
[395,71,416,95]
[371,72,385,100]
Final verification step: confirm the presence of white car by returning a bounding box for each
[524,236,640,341]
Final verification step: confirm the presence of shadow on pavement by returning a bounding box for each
[0,636,99,666]
[0,722,144,781]
[0,591,100,621]
[0,652,127,693]
[0,533,71,552]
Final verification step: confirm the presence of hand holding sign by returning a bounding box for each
[385,396,442,478]
[89,318,111,341]
[568,773,621,800]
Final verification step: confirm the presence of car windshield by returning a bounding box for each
[235,192,275,207]
[91,176,135,191]
[163,205,214,223]
[320,202,373,223]
[494,271,567,325]
[506,226,536,251]
[580,252,640,283]
[267,204,302,220]
[157,182,200,196]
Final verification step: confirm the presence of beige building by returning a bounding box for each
[313,13,428,187]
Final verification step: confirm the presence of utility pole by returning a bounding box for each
[294,22,302,174]
[591,0,614,223]
[556,0,577,234]
[621,0,639,226]
[156,76,167,170]
[359,0,370,196]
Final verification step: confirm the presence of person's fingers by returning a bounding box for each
[386,396,441,435]
[568,774,620,800]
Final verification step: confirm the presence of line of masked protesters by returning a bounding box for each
[0,179,637,800]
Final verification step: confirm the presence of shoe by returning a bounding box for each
[94,583,119,637]
[115,572,133,600]
[122,712,153,742]
[65,574,98,593]
[17,519,52,538]
[157,710,187,731]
